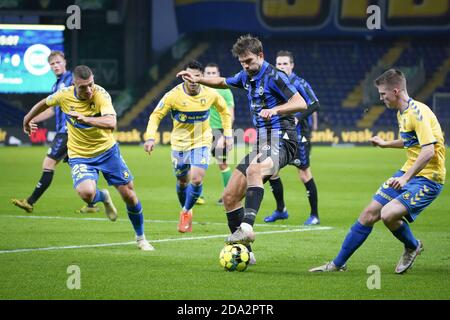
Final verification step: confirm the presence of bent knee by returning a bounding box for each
[222,189,239,208]
[77,188,96,203]
[360,207,381,225]
[190,175,203,186]
[380,210,397,225]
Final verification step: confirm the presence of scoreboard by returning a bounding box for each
[0,24,65,93]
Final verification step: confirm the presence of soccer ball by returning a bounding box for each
[219,244,250,272]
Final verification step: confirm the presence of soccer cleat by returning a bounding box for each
[216,198,224,205]
[395,240,424,274]
[137,238,155,251]
[304,215,320,225]
[264,209,289,223]
[177,209,193,233]
[101,189,118,222]
[196,196,206,205]
[11,198,33,213]
[309,261,347,272]
[225,226,255,245]
[249,252,257,265]
[75,205,100,214]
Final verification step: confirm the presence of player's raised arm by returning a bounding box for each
[23,98,52,135]
[177,70,228,89]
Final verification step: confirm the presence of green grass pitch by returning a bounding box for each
[0,145,448,300]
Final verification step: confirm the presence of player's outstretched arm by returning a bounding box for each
[31,108,55,123]
[23,98,51,135]
[176,71,228,89]
[370,136,404,148]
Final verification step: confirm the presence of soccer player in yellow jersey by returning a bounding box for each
[22,65,154,251]
[144,61,232,233]
[311,69,445,274]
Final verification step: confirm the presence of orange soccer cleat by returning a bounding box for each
[177,209,193,233]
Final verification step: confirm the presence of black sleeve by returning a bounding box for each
[297,101,320,121]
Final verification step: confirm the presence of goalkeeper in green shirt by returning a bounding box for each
[197,63,235,205]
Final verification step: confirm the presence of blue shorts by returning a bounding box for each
[68,144,133,188]
[373,170,443,222]
[47,133,68,162]
[290,136,311,169]
[171,147,210,178]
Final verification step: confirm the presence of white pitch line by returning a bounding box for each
[0,226,332,254]
[0,214,310,228]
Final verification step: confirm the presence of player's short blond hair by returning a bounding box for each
[374,68,406,90]
[47,50,65,62]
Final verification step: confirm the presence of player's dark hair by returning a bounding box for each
[185,60,204,72]
[206,62,220,71]
[374,68,406,89]
[276,50,294,63]
[73,65,93,80]
[47,50,65,62]
[231,34,263,57]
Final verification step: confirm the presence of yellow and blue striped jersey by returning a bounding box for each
[146,83,232,151]
[45,85,116,158]
[398,99,446,184]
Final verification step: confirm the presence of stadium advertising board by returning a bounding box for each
[175,0,449,35]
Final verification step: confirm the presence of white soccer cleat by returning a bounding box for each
[225,226,255,245]
[137,238,155,251]
[309,261,347,272]
[101,189,118,222]
[249,252,257,265]
[395,240,423,274]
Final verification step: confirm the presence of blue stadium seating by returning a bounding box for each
[0,99,26,127]
[129,37,449,130]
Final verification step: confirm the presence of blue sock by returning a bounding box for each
[392,221,418,250]
[184,183,202,211]
[176,183,187,208]
[127,201,144,237]
[333,220,373,267]
[91,189,105,204]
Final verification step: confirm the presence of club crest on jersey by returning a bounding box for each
[123,171,129,179]
[90,103,95,109]
[258,86,264,96]
[200,98,206,105]
[70,106,75,111]
[179,113,187,122]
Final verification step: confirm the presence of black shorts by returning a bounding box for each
[236,130,298,179]
[47,133,68,162]
[211,128,229,161]
[290,136,311,170]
